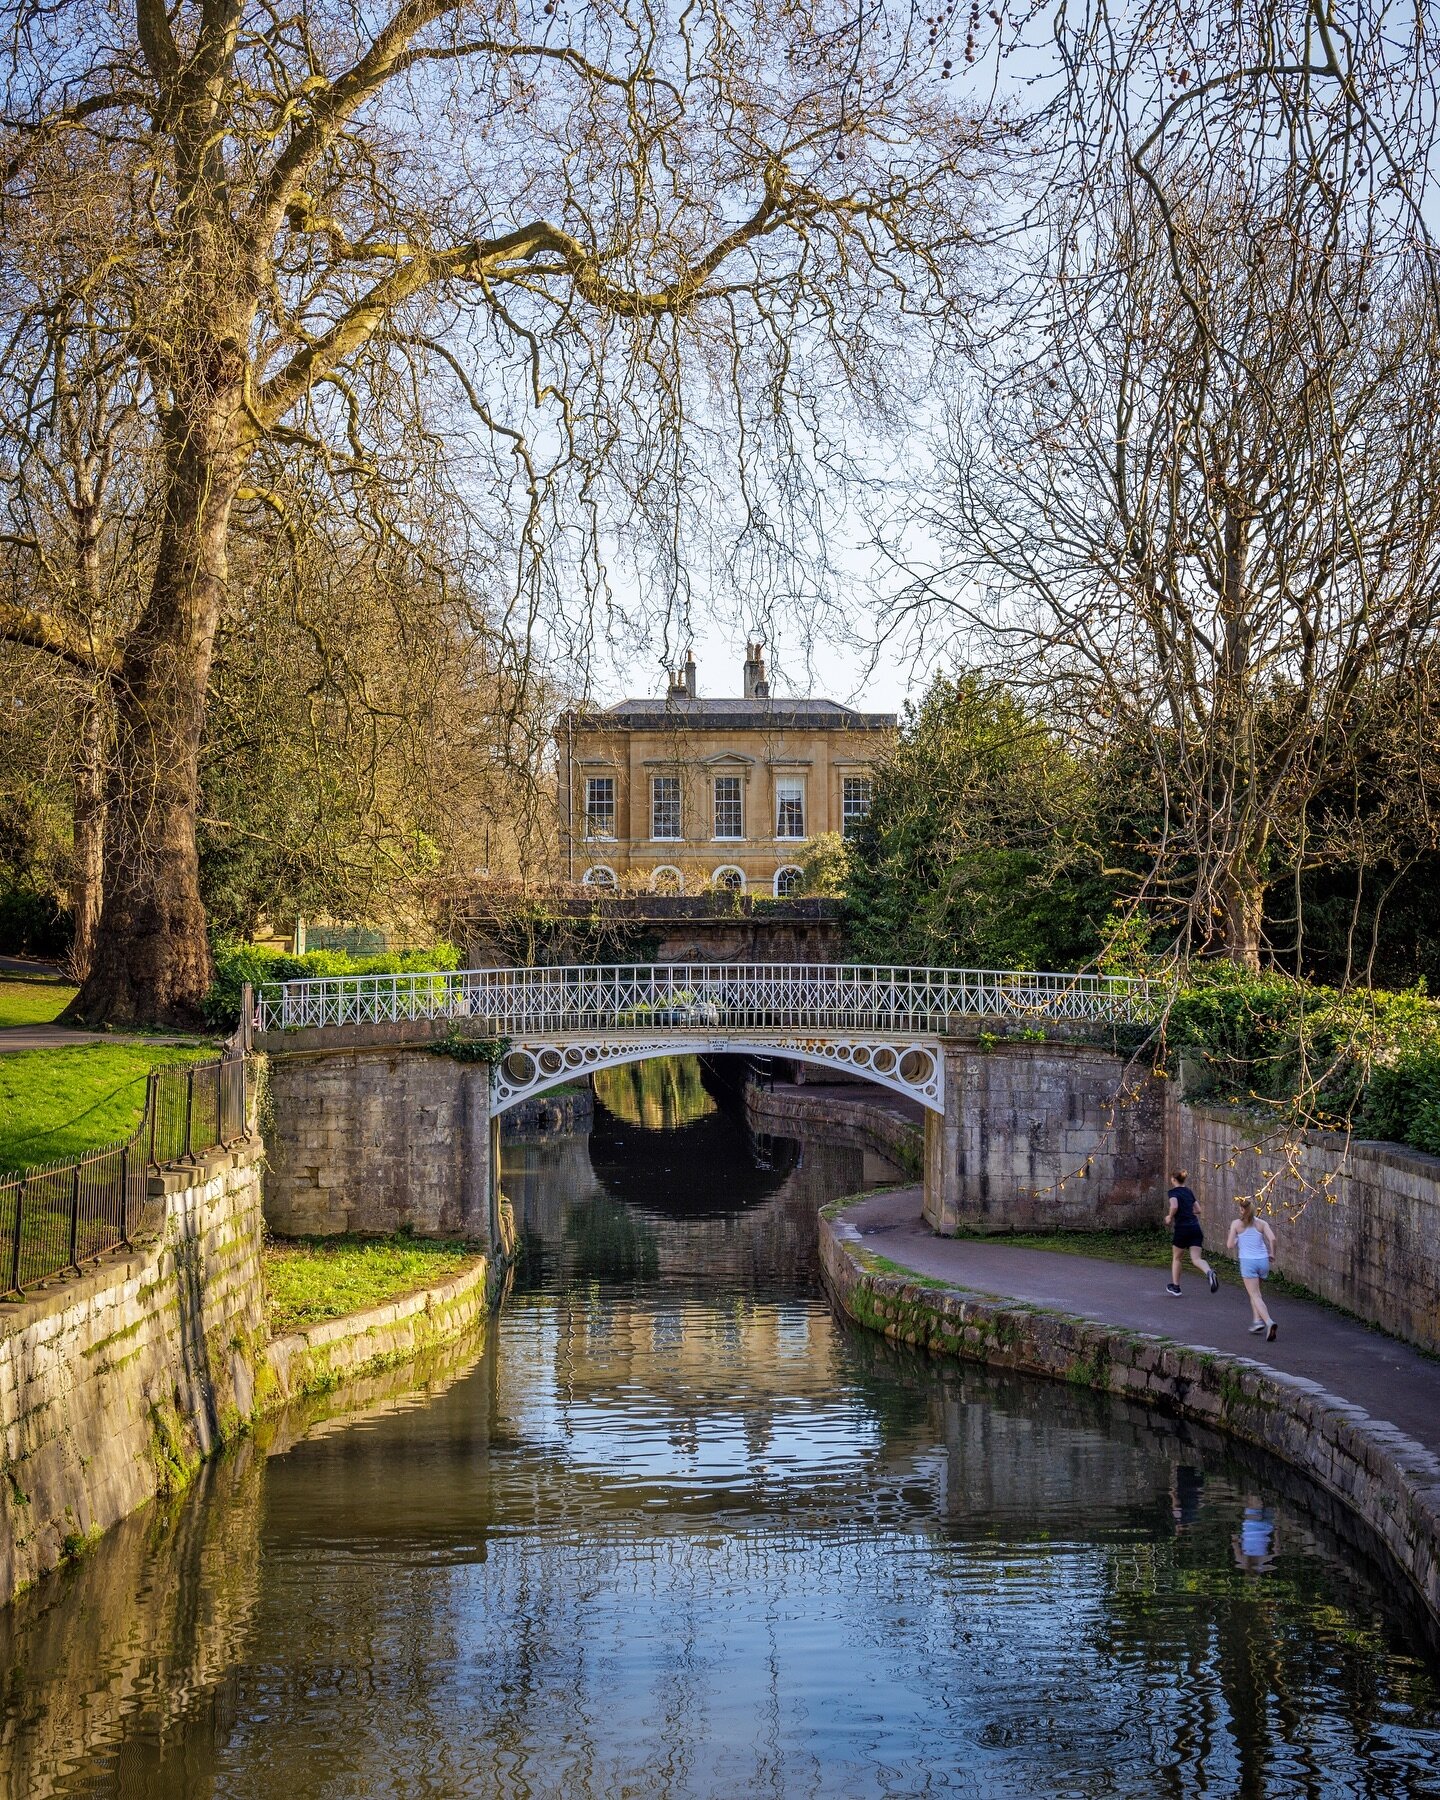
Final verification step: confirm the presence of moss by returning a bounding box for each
[147,1398,201,1496]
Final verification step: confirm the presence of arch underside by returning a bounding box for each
[491,1033,945,1115]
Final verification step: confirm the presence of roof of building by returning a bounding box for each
[562,696,897,732]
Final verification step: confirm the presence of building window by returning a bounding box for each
[713,775,743,839]
[651,775,682,840]
[584,776,615,839]
[775,777,805,839]
[712,865,745,892]
[774,866,804,897]
[842,776,873,836]
[582,864,617,888]
[650,865,683,893]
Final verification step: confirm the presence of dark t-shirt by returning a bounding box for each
[1168,1186,1200,1230]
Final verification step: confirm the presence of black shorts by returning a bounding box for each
[1172,1224,1204,1250]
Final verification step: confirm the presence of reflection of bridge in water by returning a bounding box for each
[253,962,1158,1115]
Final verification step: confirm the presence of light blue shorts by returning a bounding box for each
[1240,1255,1270,1281]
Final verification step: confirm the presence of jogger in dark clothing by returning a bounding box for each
[1165,1169,1219,1297]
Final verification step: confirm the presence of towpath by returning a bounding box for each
[840,1183,1440,1460]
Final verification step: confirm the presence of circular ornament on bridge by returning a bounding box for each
[851,1045,873,1067]
[898,1048,936,1088]
[835,1044,853,1062]
[537,1048,565,1076]
[502,1049,538,1087]
[564,1048,586,1068]
[871,1046,897,1074]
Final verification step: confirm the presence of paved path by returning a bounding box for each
[843,1185,1440,1459]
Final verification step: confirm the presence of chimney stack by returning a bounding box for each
[684,650,697,699]
[666,649,698,700]
[743,640,769,700]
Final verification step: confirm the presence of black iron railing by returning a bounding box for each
[0,1055,253,1300]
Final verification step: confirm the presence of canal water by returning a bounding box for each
[2,1059,1438,1798]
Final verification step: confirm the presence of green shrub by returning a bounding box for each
[1162,962,1440,1155]
[205,940,461,1027]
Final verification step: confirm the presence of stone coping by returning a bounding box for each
[265,1254,490,1359]
[820,1206,1440,1628]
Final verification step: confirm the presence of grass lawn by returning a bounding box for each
[263,1235,482,1338]
[0,1042,217,1171]
[0,975,79,1029]
[960,1227,1163,1268]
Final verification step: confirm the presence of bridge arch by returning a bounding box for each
[491,1036,944,1115]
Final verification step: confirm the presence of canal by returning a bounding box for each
[1,1059,1437,1797]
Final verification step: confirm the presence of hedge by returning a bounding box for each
[204,940,461,1028]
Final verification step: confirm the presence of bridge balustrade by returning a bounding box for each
[251,963,1158,1037]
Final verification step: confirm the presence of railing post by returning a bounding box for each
[183,1067,195,1160]
[119,1143,132,1245]
[68,1163,81,1271]
[147,1070,159,1167]
[216,1058,225,1146]
[9,1176,25,1295]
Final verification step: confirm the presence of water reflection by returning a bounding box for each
[0,1062,1436,1799]
[592,1053,717,1131]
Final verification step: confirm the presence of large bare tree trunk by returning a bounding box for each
[67,689,107,981]
[66,403,244,1026]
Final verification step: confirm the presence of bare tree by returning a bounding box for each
[0,0,991,1022]
[901,145,1440,967]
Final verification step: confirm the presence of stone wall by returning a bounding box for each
[743,1079,923,1177]
[1166,1091,1440,1356]
[924,1040,1165,1235]
[0,1144,265,1604]
[264,1047,493,1241]
[820,1211,1440,1628]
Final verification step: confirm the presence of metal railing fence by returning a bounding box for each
[253,962,1161,1037]
[1,1055,253,1300]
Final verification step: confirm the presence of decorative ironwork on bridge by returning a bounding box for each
[252,962,1157,1116]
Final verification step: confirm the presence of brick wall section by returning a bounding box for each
[820,1212,1440,1628]
[1166,1091,1440,1356]
[924,1042,1165,1234]
[0,1145,266,1603]
[264,1048,492,1241]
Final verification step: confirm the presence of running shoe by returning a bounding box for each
[1165,1283,1182,1296]
[1249,1321,1266,1334]
[1207,1269,1219,1293]
[1266,1322,1278,1342]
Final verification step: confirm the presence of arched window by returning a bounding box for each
[582,864,618,889]
[711,865,746,893]
[773,865,804,897]
[650,866,684,894]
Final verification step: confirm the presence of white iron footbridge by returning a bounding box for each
[252,963,1158,1115]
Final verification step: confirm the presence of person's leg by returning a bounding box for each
[1189,1245,1218,1291]
[1170,1246,1183,1287]
[1242,1272,1271,1328]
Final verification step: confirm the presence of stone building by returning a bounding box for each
[556,646,896,895]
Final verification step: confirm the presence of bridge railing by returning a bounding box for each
[251,963,1160,1037]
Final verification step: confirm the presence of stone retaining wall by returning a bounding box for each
[820,1210,1440,1627]
[925,1041,1165,1234]
[743,1080,923,1175]
[260,1255,494,1409]
[1166,1092,1440,1356]
[264,1046,493,1241]
[0,1144,266,1603]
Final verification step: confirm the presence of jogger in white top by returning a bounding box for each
[1226,1200,1278,1340]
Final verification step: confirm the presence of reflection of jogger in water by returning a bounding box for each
[1232,1496,1277,1572]
[1165,1170,1219,1297]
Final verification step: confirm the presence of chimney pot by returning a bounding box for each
[742,640,768,700]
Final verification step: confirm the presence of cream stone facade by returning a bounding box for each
[557,647,895,894]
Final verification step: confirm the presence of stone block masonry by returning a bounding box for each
[0,1144,266,1603]
[1167,1091,1440,1356]
[924,1040,1165,1235]
[263,1047,493,1241]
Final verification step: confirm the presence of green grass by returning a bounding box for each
[263,1235,482,1338]
[0,1042,216,1171]
[956,1227,1165,1268]
[0,975,78,1029]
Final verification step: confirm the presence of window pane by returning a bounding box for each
[651,776,681,839]
[713,866,745,892]
[774,866,803,896]
[775,777,805,839]
[584,776,615,838]
[713,775,743,838]
[582,865,616,888]
[842,776,872,836]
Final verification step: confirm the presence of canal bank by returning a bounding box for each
[821,1185,1440,1629]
